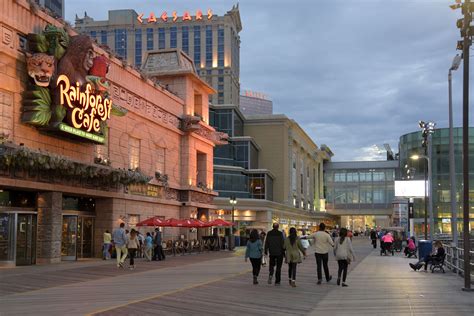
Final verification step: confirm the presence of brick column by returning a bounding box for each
[94,198,116,258]
[36,192,62,264]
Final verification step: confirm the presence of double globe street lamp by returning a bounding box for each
[229,196,237,250]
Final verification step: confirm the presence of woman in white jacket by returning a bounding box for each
[334,228,355,287]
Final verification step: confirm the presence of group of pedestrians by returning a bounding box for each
[245,222,356,287]
[105,223,166,270]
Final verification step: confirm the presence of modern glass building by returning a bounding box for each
[324,160,398,231]
[399,128,474,236]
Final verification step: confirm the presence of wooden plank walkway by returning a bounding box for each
[2,238,472,315]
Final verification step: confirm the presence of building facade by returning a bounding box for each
[324,160,399,231]
[0,0,222,266]
[399,128,474,236]
[75,6,242,106]
[210,107,335,234]
[34,0,64,18]
[240,90,273,116]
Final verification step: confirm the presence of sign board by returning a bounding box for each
[395,180,427,198]
[137,9,213,24]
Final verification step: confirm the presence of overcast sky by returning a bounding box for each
[66,0,467,161]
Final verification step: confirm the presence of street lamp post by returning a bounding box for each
[449,54,462,249]
[229,196,237,250]
[411,154,434,241]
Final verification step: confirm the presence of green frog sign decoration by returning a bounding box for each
[22,25,126,143]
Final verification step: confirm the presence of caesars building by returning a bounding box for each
[75,5,242,106]
[0,0,224,266]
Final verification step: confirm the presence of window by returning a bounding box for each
[135,29,142,67]
[182,26,189,54]
[346,172,358,182]
[218,84,224,91]
[249,173,265,199]
[100,30,107,44]
[335,172,346,182]
[292,151,297,192]
[170,27,177,48]
[156,147,166,174]
[205,25,213,67]
[359,172,372,182]
[129,137,140,170]
[218,76,224,83]
[90,31,96,40]
[193,26,201,68]
[146,28,153,50]
[218,26,224,67]
[373,189,384,203]
[373,172,385,181]
[158,28,165,49]
[114,29,127,59]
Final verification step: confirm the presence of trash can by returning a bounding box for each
[234,236,240,248]
[418,240,432,260]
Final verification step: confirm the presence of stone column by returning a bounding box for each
[36,192,62,264]
[94,198,116,258]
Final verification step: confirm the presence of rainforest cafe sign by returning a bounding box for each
[57,74,112,133]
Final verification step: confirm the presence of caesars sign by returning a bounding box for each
[22,26,125,144]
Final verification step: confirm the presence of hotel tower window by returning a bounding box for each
[170,27,177,48]
[193,26,201,68]
[182,26,189,55]
[129,137,140,170]
[218,26,224,67]
[100,30,107,44]
[205,25,213,67]
[158,28,165,49]
[114,29,127,59]
[135,29,142,67]
[146,28,153,50]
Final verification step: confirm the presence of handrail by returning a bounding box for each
[442,243,474,283]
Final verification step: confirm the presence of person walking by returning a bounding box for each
[284,227,306,287]
[103,230,112,260]
[245,229,263,285]
[370,229,377,249]
[310,223,334,284]
[334,228,355,287]
[259,231,267,267]
[264,223,285,286]
[112,223,128,268]
[144,232,153,261]
[127,229,140,270]
[153,228,165,261]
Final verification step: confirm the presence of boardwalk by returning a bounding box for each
[0,238,472,315]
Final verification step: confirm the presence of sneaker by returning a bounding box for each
[291,280,296,287]
[275,282,281,286]
[327,275,332,283]
[409,263,417,271]
[337,278,341,286]
[253,276,258,285]
[268,275,273,284]
[342,283,348,287]
[118,262,124,269]
[317,280,322,285]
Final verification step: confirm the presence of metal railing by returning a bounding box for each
[442,243,474,284]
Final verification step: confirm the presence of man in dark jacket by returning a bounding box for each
[370,230,377,249]
[153,228,165,261]
[264,223,285,285]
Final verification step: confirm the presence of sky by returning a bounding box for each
[66,0,467,161]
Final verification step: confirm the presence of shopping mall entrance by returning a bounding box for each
[61,196,96,261]
[16,214,37,265]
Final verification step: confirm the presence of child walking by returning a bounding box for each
[127,229,140,270]
[334,228,355,287]
[283,227,306,287]
[245,229,263,284]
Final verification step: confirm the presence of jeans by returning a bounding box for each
[153,245,165,260]
[288,262,297,280]
[144,245,153,261]
[128,248,137,266]
[337,259,348,282]
[315,252,330,281]
[371,239,377,248]
[249,257,262,277]
[103,243,111,259]
[269,255,284,283]
[115,245,128,266]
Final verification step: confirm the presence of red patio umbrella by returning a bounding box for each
[209,218,234,227]
[136,216,165,227]
[162,218,186,227]
[182,219,212,228]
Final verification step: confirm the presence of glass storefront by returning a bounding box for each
[61,215,95,260]
[0,212,37,266]
[0,213,15,262]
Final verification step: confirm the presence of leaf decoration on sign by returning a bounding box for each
[44,25,70,60]
[21,87,52,126]
[27,33,48,53]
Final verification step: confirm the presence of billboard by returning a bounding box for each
[394,180,427,198]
